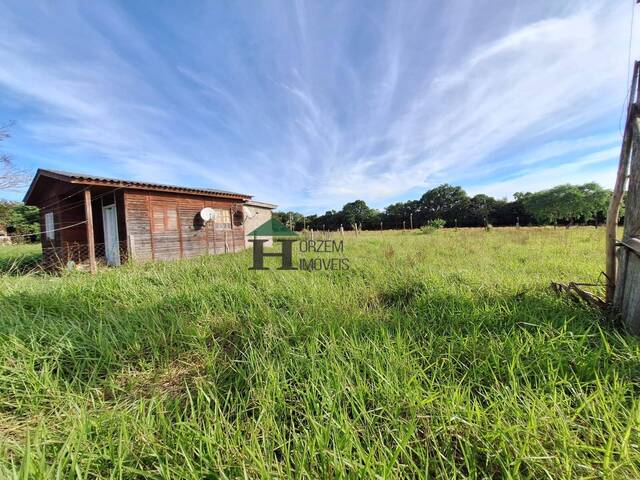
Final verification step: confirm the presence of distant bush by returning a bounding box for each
[420,218,446,234]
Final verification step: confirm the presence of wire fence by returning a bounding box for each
[41,241,129,271]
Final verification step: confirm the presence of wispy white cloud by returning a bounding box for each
[471,145,620,199]
[516,133,620,167]
[0,0,635,211]
[316,2,633,204]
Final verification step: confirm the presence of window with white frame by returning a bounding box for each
[44,212,55,240]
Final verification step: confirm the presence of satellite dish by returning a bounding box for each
[200,207,216,222]
[242,206,256,220]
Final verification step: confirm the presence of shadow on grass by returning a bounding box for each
[1,291,215,379]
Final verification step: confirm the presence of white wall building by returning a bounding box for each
[244,200,277,247]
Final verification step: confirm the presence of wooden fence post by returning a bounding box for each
[84,189,97,274]
[607,108,638,302]
[128,234,136,262]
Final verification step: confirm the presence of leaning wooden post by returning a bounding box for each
[83,189,97,274]
[606,63,639,304]
[607,127,633,303]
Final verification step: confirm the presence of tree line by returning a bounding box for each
[0,182,615,241]
[274,183,615,231]
[0,201,39,238]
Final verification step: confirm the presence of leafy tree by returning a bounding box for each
[466,194,497,226]
[268,182,611,232]
[273,211,308,231]
[0,200,14,231]
[490,198,531,226]
[308,210,344,231]
[419,184,469,226]
[342,200,377,228]
[382,200,418,229]
[520,184,611,226]
[299,214,316,230]
[0,202,39,239]
[578,183,611,226]
[520,189,559,225]
[383,202,406,226]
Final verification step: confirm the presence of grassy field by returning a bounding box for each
[0,228,639,479]
[0,243,41,275]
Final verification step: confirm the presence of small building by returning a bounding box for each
[243,200,277,247]
[23,169,267,270]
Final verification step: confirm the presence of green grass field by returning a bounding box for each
[0,243,41,275]
[0,228,639,479]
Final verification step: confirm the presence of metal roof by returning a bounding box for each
[24,169,252,203]
[245,200,278,209]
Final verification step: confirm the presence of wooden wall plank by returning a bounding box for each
[123,190,247,263]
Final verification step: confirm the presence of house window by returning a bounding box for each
[215,209,231,229]
[44,212,55,240]
[151,204,178,233]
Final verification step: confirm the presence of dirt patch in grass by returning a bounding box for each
[107,352,207,401]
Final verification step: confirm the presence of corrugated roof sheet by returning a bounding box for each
[24,169,252,203]
[245,200,278,209]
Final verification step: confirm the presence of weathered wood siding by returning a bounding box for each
[124,191,246,262]
[36,185,129,268]
[615,117,640,334]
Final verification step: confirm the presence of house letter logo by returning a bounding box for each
[248,218,298,270]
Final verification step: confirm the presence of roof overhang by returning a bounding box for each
[244,200,278,209]
[23,169,252,205]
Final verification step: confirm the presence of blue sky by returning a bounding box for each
[0,0,637,213]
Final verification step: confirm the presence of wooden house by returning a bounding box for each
[23,169,257,271]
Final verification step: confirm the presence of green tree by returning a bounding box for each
[342,200,377,228]
[2,202,40,239]
[577,182,611,226]
[520,183,611,226]
[383,200,418,228]
[0,200,15,231]
[520,187,563,225]
[419,184,469,226]
[466,194,497,226]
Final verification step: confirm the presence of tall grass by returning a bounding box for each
[0,244,41,275]
[0,228,638,478]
